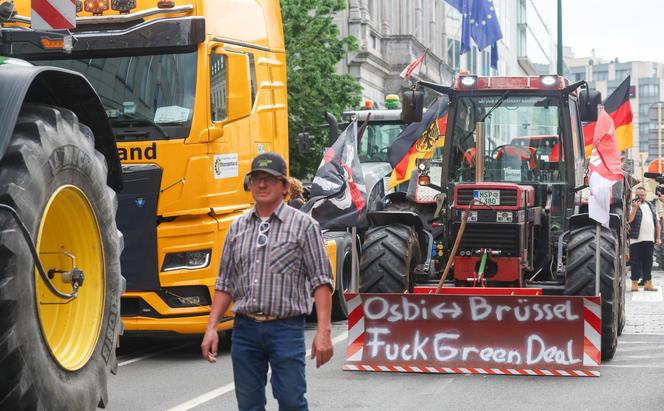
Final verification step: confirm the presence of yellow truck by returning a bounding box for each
[1,0,351,407]
[4,0,350,339]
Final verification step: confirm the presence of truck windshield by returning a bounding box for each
[449,95,564,183]
[32,51,197,141]
[358,122,406,162]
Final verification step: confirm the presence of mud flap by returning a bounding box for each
[344,290,601,377]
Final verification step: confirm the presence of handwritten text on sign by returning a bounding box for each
[348,294,597,371]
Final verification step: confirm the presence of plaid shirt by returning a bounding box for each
[215,202,333,317]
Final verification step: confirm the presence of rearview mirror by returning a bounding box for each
[401,89,424,123]
[579,89,602,122]
[297,132,311,157]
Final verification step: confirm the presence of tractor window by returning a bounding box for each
[210,53,228,122]
[33,51,198,141]
[449,95,564,184]
[357,122,406,162]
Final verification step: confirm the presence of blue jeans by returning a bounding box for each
[231,315,308,411]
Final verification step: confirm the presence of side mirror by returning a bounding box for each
[325,112,338,146]
[579,89,602,122]
[401,89,424,123]
[297,132,311,157]
[212,48,252,126]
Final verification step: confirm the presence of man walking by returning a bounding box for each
[628,186,661,291]
[201,152,334,410]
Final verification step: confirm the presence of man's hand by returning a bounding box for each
[310,329,333,368]
[201,328,219,364]
[657,238,662,246]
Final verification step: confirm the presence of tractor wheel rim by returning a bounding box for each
[35,185,105,371]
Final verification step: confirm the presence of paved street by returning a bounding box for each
[107,270,664,411]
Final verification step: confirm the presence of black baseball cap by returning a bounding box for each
[247,152,287,178]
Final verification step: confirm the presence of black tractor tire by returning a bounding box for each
[564,225,620,361]
[0,104,124,410]
[359,224,420,293]
[325,232,357,320]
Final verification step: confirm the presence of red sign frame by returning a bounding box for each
[344,292,601,377]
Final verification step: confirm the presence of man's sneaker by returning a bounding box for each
[644,280,658,292]
[632,280,640,292]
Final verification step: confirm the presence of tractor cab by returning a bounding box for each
[424,75,599,284]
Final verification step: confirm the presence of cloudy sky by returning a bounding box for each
[543,0,664,63]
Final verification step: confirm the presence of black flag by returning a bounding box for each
[302,120,367,230]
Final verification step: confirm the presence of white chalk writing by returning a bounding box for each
[363,296,580,323]
[365,328,581,366]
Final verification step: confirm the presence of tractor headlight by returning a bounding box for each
[460,75,477,88]
[162,249,211,272]
[540,75,559,87]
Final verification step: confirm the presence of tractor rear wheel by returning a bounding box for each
[359,224,420,293]
[0,104,123,409]
[564,225,620,360]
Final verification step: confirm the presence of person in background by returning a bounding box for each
[201,152,333,411]
[286,176,306,209]
[628,186,661,292]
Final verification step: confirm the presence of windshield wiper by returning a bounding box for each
[112,118,169,139]
[459,91,511,146]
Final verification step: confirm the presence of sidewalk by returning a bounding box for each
[624,268,664,335]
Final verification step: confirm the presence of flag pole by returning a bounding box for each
[595,223,601,296]
[594,103,603,296]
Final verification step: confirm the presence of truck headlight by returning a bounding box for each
[162,249,211,272]
[84,0,109,15]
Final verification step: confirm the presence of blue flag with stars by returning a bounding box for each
[445,0,503,69]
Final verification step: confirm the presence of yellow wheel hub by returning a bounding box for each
[35,185,105,371]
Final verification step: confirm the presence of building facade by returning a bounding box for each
[334,0,556,108]
[565,51,664,169]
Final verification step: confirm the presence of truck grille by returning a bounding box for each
[457,188,518,207]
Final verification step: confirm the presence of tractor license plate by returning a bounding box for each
[473,189,500,205]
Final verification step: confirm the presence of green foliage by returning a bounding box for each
[281,0,362,178]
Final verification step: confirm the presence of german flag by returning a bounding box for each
[583,75,633,156]
[386,97,448,190]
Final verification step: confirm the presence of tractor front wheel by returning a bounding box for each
[359,224,420,293]
[565,225,620,360]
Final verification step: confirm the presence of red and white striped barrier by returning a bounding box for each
[31,0,76,30]
[582,297,602,367]
[342,364,599,377]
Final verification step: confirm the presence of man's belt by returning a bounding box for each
[240,312,302,323]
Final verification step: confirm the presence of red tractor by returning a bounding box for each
[356,75,627,364]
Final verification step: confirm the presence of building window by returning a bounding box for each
[481,50,491,76]
[615,69,630,80]
[470,46,477,73]
[593,71,608,81]
[639,84,659,98]
[447,38,460,70]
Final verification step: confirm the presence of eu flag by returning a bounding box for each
[445,0,503,69]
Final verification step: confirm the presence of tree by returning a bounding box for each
[281,0,362,178]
